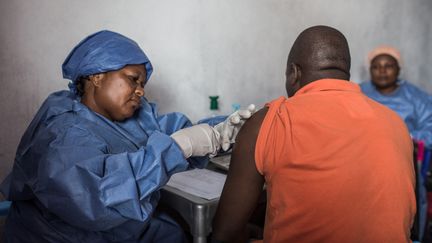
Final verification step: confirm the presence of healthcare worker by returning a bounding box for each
[360,45,432,148]
[0,30,255,243]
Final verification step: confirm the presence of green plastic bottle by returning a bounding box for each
[209,96,219,117]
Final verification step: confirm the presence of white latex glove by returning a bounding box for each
[214,104,257,151]
[171,123,221,158]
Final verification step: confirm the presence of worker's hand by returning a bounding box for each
[171,124,221,158]
[214,104,257,151]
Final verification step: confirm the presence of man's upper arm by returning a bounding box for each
[212,107,268,243]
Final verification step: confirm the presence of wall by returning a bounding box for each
[1,0,431,182]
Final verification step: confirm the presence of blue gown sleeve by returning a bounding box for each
[411,93,432,148]
[32,125,188,232]
[157,112,193,135]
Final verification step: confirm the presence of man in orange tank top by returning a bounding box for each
[212,26,416,243]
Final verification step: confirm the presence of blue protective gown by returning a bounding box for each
[0,90,207,242]
[361,80,432,148]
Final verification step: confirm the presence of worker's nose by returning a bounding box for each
[378,66,386,74]
[135,86,144,97]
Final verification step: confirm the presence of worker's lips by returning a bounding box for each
[129,99,141,108]
[374,77,391,83]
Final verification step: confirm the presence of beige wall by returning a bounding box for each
[1,0,432,182]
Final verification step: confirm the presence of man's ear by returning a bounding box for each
[289,63,301,87]
[88,73,105,87]
[285,63,302,97]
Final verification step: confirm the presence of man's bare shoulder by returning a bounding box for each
[236,107,269,144]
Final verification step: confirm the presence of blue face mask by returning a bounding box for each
[62,30,153,94]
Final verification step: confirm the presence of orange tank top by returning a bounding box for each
[255,79,416,242]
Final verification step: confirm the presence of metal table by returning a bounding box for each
[160,184,220,243]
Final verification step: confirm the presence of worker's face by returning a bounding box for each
[93,64,147,121]
[370,54,400,93]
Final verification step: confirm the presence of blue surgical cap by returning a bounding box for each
[62,30,153,93]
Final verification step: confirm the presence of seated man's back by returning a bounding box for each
[255,81,414,242]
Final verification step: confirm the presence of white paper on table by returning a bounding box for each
[166,168,227,200]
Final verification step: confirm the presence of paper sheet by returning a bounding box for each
[166,168,227,200]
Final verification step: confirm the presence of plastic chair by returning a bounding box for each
[412,140,430,242]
